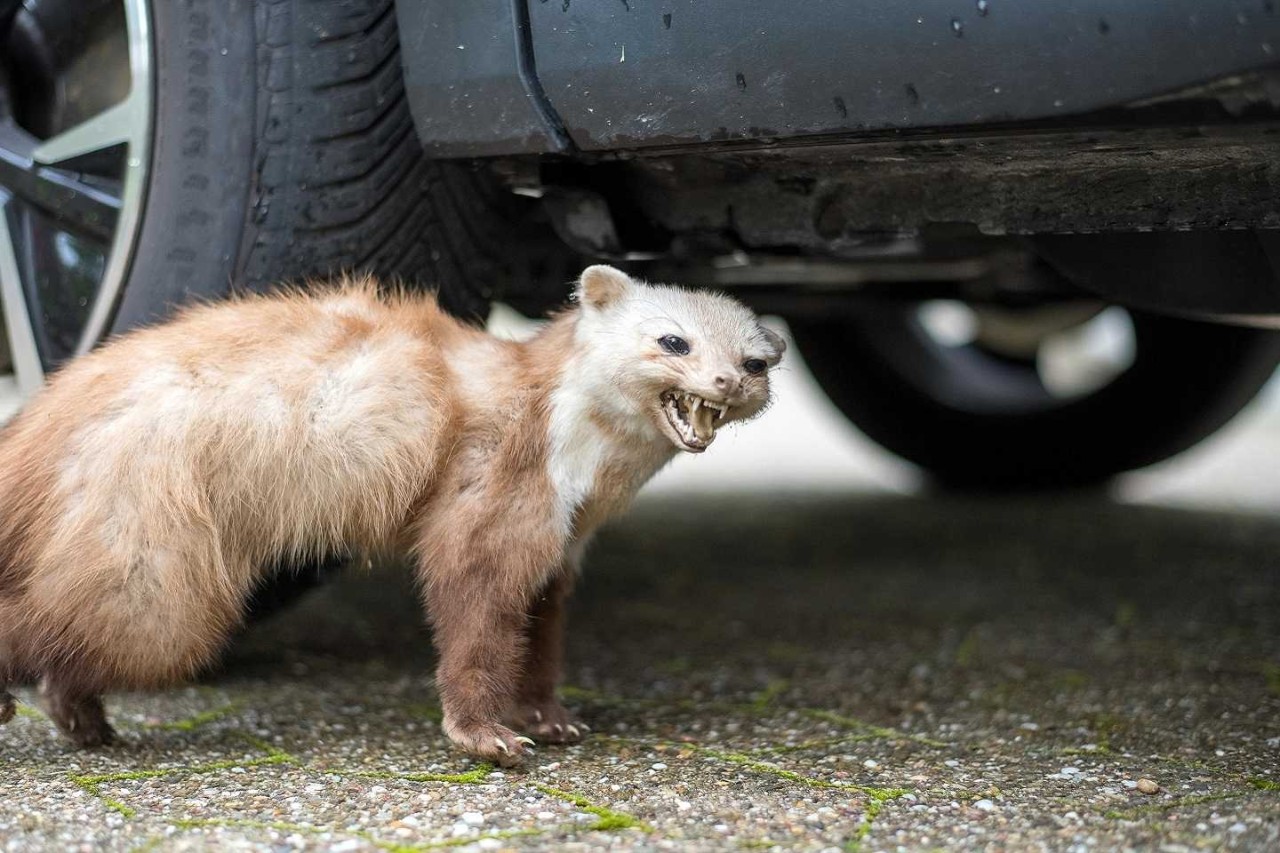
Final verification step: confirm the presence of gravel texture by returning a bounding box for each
[2,492,1278,851]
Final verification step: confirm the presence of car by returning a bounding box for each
[2,0,1279,490]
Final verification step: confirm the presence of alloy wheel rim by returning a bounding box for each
[0,0,152,417]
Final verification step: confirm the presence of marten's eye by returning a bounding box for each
[658,335,690,355]
[743,358,767,375]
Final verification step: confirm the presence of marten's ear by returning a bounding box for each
[759,325,787,366]
[576,265,632,310]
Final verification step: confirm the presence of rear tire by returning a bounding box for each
[791,306,1280,490]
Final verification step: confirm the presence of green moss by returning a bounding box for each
[532,783,650,832]
[174,816,550,853]
[176,817,539,853]
[13,704,44,720]
[844,794,887,850]
[174,817,319,835]
[1263,662,1280,697]
[801,709,947,748]
[1052,670,1090,691]
[405,703,444,723]
[1105,791,1244,820]
[562,684,944,755]
[751,680,790,710]
[235,732,295,760]
[559,685,613,705]
[764,642,809,664]
[1248,777,1279,792]
[839,785,908,851]
[359,765,495,785]
[655,656,692,675]
[757,738,828,755]
[1114,601,1136,629]
[175,817,424,853]
[356,766,645,835]
[696,746,909,801]
[70,777,137,819]
[954,628,981,667]
[148,703,240,731]
[74,753,290,788]
[1069,712,1126,755]
[416,829,546,850]
[72,748,292,818]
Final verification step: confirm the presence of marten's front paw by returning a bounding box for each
[508,702,588,744]
[443,718,535,768]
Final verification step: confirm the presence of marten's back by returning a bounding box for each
[0,283,459,687]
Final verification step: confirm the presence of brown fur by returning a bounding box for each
[0,270,779,764]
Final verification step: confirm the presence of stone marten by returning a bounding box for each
[0,265,783,765]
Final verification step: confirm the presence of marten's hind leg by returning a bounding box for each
[0,688,14,724]
[38,676,114,748]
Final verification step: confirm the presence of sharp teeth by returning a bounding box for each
[690,397,702,414]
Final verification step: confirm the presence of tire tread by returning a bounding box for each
[242,0,519,318]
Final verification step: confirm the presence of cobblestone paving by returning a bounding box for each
[2,493,1278,851]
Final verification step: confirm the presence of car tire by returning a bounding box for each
[121,0,523,330]
[790,305,1280,490]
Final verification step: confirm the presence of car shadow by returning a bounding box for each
[227,489,1280,703]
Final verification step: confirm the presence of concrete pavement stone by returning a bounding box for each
[2,492,1277,850]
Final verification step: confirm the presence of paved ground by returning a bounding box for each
[3,335,1280,851]
[2,488,1278,851]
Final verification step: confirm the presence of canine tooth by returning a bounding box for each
[690,399,716,440]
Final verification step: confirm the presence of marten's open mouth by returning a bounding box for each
[660,390,729,452]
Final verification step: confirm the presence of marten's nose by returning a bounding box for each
[713,374,737,392]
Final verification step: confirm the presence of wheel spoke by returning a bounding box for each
[0,152,120,244]
[32,95,141,166]
[0,204,46,395]
[1,118,123,241]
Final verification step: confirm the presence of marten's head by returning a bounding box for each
[572,265,784,453]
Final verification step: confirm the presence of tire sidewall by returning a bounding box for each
[109,0,257,334]
[793,308,1280,488]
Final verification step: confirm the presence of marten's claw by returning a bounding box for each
[507,701,588,744]
[445,719,534,767]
